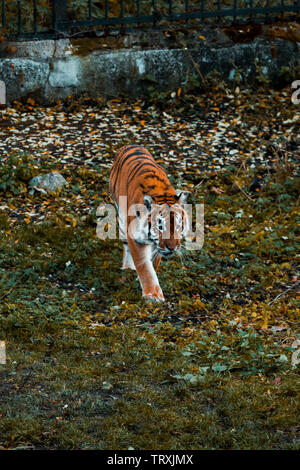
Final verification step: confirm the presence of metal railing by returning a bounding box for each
[1,0,299,40]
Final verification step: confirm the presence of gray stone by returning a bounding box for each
[0,39,72,59]
[0,30,298,104]
[29,172,67,193]
[88,49,187,97]
[0,58,49,102]
[49,56,83,88]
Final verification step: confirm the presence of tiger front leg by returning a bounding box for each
[128,239,165,302]
[122,242,136,270]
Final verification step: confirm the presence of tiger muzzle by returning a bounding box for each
[159,245,178,258]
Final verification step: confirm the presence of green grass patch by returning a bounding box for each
[0,93,299,450]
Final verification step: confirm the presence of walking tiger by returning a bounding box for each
[109,145,190,302]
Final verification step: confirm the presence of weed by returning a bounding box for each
[0,152,39,195]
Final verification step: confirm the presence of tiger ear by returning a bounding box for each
[143,195,153,212]
[175,190,191,205]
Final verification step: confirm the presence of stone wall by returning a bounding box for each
[0,25,299,104]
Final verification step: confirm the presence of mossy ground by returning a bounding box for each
[0,87,299,450]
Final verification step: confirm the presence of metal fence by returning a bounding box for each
[2,0,300,40]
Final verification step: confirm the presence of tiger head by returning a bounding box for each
[131,191,190,257]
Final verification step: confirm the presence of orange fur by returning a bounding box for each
[109,145,188,302]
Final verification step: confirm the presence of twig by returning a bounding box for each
[186,50,206,85]
[177,39,206,85]
[0,288,14,301]
[234,181,253,201]
[268,281,299,305]
[194,179,203,189]
[54,28,102,39]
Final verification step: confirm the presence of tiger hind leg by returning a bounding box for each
[122,242,136,270]
[152,252,161,272]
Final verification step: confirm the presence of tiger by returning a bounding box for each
[109,144,190,302]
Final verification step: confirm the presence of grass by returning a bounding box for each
[0,89,299,450]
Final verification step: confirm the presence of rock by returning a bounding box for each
[0,58,49,102]
[28,172,67,193]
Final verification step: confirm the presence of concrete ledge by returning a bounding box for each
[0,28,298,104]
[0,58,49,101]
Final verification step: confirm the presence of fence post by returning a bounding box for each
[52,0,68,34]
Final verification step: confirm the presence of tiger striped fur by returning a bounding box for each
[109,145,190,302]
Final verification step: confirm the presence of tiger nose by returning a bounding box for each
[165,243,177,252]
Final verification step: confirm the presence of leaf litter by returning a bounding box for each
[0,85,299,450]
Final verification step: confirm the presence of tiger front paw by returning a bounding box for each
[122,264,136,271]
[143,286,165,303]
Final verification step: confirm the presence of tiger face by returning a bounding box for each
[147,202,186,257]
[130,192,190,257]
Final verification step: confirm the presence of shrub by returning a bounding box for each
[0,152,38,195]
